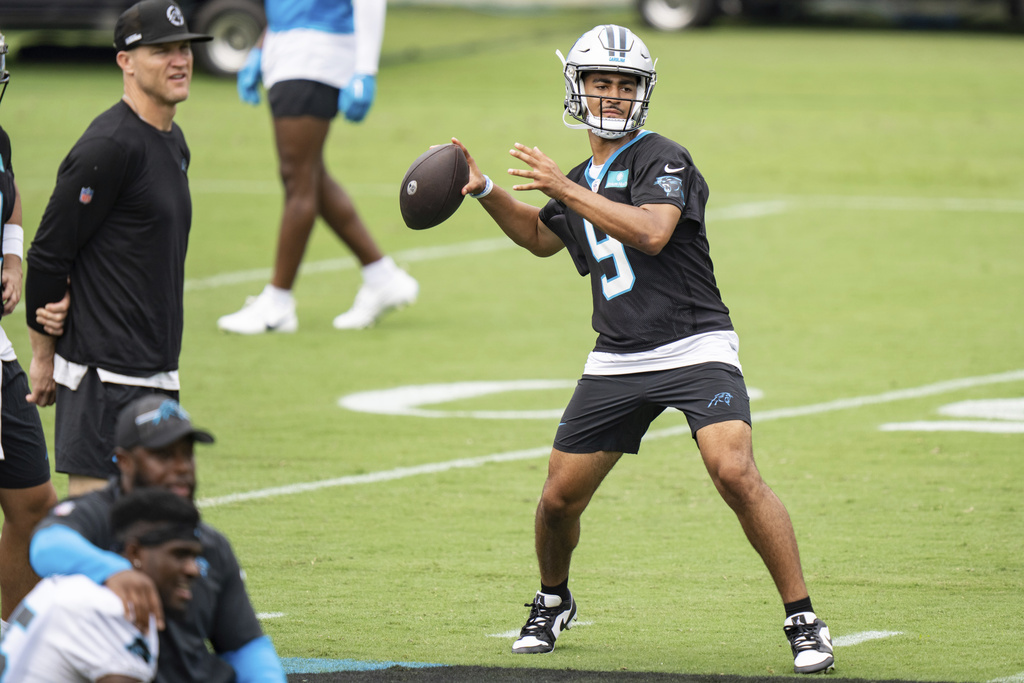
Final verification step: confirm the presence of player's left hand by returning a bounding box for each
[1,255,22,315]
[508,143,572,201]
[339,74,376,123]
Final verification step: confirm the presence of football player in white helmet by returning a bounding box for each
[557,24,657,140]
[451,24,835,674]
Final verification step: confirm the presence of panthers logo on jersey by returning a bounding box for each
[654,175,683,198]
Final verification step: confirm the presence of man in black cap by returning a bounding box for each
[28,395,287,683]
[24,0,212,497]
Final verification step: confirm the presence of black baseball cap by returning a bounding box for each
[114,0,213,52]
[116,395,215,450]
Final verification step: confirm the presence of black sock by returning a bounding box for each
[784,596,814,618]
[541,579,571,601]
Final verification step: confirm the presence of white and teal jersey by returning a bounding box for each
[261,0,385,89]
[0,575,158,682]
[265,0,355,34]
[539,131,733,355]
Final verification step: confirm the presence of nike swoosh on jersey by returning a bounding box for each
[663,164,686,173]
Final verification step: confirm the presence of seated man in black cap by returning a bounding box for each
[25,0,213,497]
[1,488,202,682]
[28,395,286,683]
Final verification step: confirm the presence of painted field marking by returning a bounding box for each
[880,397,1024,433]
[880,420,1024,434]
[183,201,777,292]
[988,673,1024,683]
[487,621,594,639]
[256,611,285,619]
[833,630,902,647]
[181,191,1024,294]
[339,381,762,420]
[197,369,1024,509]
[485,625,898,645]
[339,379,577,420]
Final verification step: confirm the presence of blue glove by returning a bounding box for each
[339,74,376,123]
[237,48,262,105]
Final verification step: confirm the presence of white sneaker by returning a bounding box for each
[217,288,298,335]
[784,612,835,674]
[332,268,418,330]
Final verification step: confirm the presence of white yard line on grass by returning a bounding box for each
[181,199,818,293]
[487,622,594,639]
[196,368,1024,509]
[182,193,1024,293]
[988,674,1024,683]
[833,631,902,647]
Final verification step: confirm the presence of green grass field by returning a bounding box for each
[3,6,1023,681]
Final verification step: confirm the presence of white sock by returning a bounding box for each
[362,256,400,288]
[261,284,294,308]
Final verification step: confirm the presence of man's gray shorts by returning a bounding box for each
[553,362,751,455]
[55,368,178,479]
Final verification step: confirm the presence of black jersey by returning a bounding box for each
[539,131,733,354]
[26,101,194,376]
[0,126,14,226]
[36,483,264,683]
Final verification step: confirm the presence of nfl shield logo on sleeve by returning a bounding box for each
[79,187,94,205]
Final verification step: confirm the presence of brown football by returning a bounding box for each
[399,144,470,230]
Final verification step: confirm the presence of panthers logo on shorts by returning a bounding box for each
[708,392,733,407]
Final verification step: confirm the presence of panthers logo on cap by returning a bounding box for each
[166,5,185,26]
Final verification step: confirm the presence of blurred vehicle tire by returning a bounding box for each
[637,0,718,30]
[1009,0,1024,22]
[190,0,265,78]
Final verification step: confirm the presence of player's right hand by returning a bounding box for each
[25,355,56,407]
[237,48,262,105]
[449,137,486,196]
[106,569,165,634]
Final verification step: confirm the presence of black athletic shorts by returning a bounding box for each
[553,362,752,455]
[55,368,178,479]
[268,79,340,119]
[0,359,51,489]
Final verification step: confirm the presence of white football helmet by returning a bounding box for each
[557,25,657,140]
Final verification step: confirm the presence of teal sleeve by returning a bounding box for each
[29,524,132,584]
[220,635,286,683]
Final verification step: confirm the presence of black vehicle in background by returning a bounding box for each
[637,0,1023,31]
[0,0,264,76]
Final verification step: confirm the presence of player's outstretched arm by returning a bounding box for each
[451,137,563,257]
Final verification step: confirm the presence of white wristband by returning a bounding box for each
[2,223,23,259]
[469,175,493,199]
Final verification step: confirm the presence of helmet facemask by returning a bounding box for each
[0,33,9,109]
[557,25,657,140]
